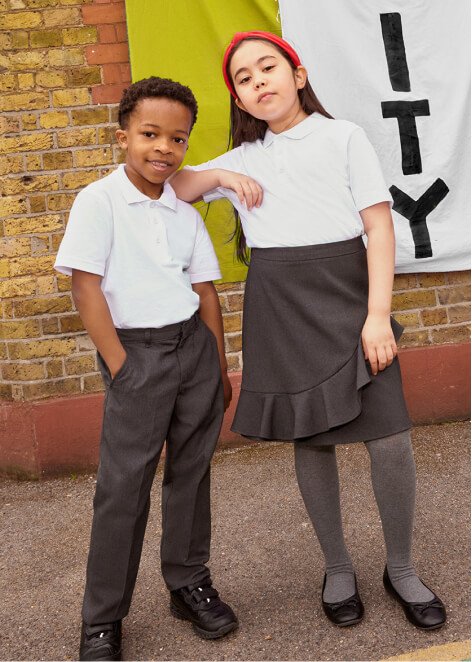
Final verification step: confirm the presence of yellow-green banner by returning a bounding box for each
[125,0,280,282]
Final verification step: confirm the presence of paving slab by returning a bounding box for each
[383,639,470,660]
[0,421,470,661]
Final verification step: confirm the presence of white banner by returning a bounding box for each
[279,0,470,272]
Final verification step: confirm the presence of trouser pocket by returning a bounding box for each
[97,349,133,389]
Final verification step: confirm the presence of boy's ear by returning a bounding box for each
[294,65,308,90]
[115,128,128,149]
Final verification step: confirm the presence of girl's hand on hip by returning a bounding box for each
[361,314,397,376]
[218,169,263,210]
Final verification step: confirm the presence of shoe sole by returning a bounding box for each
[80,649,122,661]
[170,604,239,639]
[330,616,364,628]
[383,582,446,630]
[322,606,364,628]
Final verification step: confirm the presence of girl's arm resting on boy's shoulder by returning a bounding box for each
[360,201,397,376]
[170,168,263,209]
[71,269,126,378]
[192,280,232,411]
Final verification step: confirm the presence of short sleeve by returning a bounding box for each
[184,147,247,203]
[187,213,221,283]
[54,189,113,276]
[348,128,393,211]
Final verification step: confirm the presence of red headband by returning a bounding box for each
[222,31,302,99]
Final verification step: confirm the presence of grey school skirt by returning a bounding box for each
[231,236,412,445]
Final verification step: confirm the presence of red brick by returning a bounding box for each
[115,22,127,42]
[101,63,130,84]
[92,83,127,104]
[82,3,126,24]
[120,63,130,82]
[85,42,129,64]
[98,24,116,43]
[102,63,123,84]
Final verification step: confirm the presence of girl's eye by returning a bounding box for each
[174,137,186,144]
[238,76,250,85]
[263,65,275,72]
[143,132,155,138]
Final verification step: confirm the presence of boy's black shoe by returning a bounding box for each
[79,621,122,661]
[170,582,238,639]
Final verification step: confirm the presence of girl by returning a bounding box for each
[171,31,446,629]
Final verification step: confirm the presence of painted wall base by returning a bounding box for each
[1,342,469,478]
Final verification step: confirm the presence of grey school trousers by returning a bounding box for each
[82,313,224,626]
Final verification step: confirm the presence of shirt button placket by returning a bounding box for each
[274,138,285,173]
[149,202,162,246]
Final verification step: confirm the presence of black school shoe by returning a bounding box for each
[170,582,238,639]
[79,621,122,661]
[383,566,447,630]
[321,573,365,627]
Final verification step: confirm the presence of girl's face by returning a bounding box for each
[229,39,307,131]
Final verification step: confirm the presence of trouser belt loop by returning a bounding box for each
[144,329,152,347]
[180,312,197,343]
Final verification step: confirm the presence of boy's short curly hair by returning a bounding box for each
[118,76,198,130]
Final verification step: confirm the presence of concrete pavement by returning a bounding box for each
[0,421,470,661]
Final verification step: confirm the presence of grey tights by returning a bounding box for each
[294,431,434,603]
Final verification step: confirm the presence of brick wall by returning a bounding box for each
[0,0,470,402]
[392,273,470,346]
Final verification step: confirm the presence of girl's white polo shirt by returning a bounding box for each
[54,164,221,329]
[184,112,393,248]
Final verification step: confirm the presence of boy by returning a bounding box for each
[54,77,238,661]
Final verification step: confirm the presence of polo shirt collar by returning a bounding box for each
[116,164,177,211]
[262,112,321,148]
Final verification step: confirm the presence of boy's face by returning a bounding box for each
[116,97,192,198]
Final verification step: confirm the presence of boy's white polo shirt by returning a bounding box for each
[184,112,393,248]
[55,164,221,329]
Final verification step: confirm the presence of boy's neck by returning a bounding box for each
[124,164,164,200]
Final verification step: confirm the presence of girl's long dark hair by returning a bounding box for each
[225,37,334,265]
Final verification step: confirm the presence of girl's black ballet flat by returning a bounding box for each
[383,566,446,630]
[321,574,365,627]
